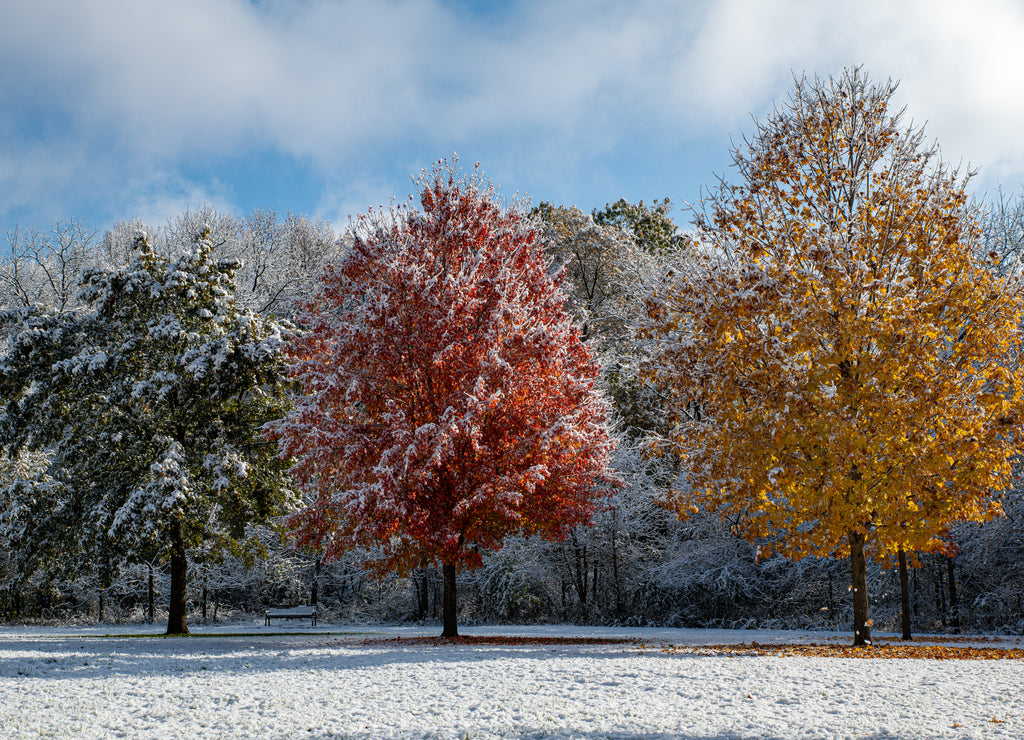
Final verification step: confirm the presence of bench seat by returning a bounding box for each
[264,605,317,627]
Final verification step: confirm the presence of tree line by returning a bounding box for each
[3,68,1024,643]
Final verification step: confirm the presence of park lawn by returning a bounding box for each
[2,623,1022,739]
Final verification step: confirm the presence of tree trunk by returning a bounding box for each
[946,556,960,632]
[98,590,105,623]
[827,571,836,626]
[609,509,623,617]
[166,520,189,635]
[569,532,589,621]
[441,562,458,638]
[848,530,871,646]
[912,567,920,619]
[311,557,322,608]
[898,548,912,640]
[147,564,155,624]
[413,568,429,621]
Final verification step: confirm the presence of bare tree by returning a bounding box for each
[236,211,340,317]
[1,219,96,312]
[981,187,1024,278]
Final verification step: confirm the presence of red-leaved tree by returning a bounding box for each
[268,162,617,636]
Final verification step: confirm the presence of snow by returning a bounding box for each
[1,623,1021,739]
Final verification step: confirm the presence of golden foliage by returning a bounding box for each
[643,68,1024,565]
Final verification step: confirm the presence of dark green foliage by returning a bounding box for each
[592,198,687,255]
[0,229,296,632]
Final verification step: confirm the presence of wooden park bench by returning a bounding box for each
[264,605,318,627]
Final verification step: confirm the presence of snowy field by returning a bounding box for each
[2,622,1022,739]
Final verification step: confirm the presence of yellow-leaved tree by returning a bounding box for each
[643,67,1024,645]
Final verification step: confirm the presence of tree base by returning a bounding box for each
[441,562,458,638]
[849,530,872,647]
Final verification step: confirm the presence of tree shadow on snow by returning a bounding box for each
[0,633,672,681]
[300,731,905,740]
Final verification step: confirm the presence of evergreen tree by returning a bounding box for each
[0,230,296,634]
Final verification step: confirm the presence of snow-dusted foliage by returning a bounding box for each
[642,67,1024,645]
[535,203,663,348]
[534,202,672,437]
[96,208,341,320]
[0,230,297,633]
[0,219,97,315]
[269,161,618,636]
[6,188,1024,634]
[950,473,1024,631]
[980,188,1024,281]
[464,431,667,624]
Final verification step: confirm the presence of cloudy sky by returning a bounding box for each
[2,0,1024,239]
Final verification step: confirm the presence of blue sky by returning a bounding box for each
[3,0,1024,240]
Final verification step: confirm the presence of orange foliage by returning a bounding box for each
[645,642,1024,660]
[268,161,617,577]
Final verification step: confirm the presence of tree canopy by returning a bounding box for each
[642,67,1024,645]
[593,198,686,256]
[269,162,617,637]
[0,230,296,633]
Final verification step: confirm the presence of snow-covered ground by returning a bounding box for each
[2,621,1021,739]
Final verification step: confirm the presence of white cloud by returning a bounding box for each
[0,141,89,230]
[674,0,834,124]
[1,0,1023,230]
[315,172,409,231]
[876,0,1024,181]
[668,0,1024,183]
[120,175,238,232]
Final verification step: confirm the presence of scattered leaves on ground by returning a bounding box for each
[646,641,1024,660]
[356,634,1024,659]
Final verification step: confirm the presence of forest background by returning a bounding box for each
[3,136,1024,637]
